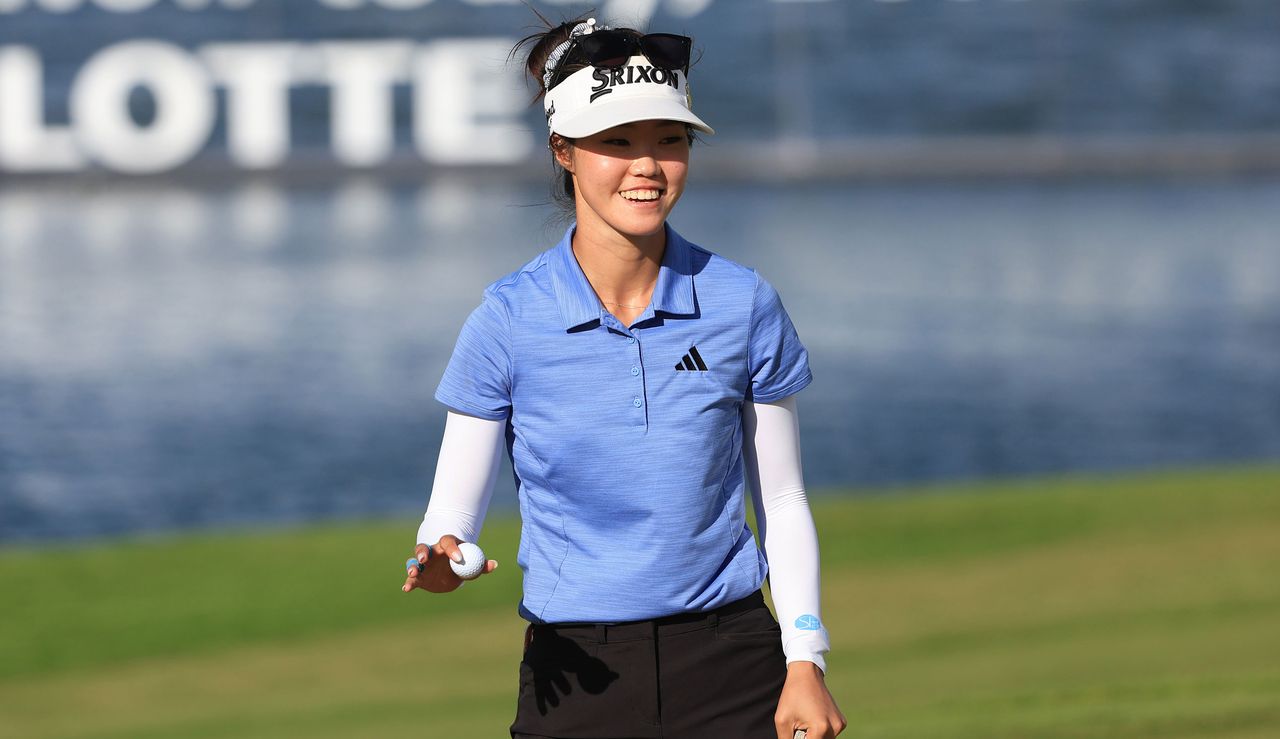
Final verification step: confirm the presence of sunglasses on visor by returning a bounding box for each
[548,31,692,91]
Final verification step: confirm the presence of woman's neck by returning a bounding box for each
[571,219,666,324]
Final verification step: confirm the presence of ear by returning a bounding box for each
[550,134,574,173]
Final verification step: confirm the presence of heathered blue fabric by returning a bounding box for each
[435,224,812,623]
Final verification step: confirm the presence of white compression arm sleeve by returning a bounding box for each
[415,411,506,548]
[743,396,831,673]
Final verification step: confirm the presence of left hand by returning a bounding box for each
[774,661,847,739]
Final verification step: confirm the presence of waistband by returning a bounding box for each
[527,590,767,645]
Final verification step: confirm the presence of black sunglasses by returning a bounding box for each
[548,31,692,91]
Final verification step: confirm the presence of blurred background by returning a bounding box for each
[1,1,1278,737]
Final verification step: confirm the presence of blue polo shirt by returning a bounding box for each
[435,224,811,624]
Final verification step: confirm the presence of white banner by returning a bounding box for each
[0,0,730,172]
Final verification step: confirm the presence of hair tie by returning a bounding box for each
[542,18,609,90]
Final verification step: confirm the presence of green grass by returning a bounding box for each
[1,464,1278,738]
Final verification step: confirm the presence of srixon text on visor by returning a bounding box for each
[590,65,681,103]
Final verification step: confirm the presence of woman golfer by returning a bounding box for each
[403,16,846,739]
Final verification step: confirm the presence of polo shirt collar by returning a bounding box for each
[549,226,601,330]
[550,223,697,331]
[651,224,697,317]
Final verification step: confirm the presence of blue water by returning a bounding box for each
[2,177,1278,543]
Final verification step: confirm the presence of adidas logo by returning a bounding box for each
[674,345,708,372]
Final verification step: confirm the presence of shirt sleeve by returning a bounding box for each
[435,292,513,420]
[747,273,812,403]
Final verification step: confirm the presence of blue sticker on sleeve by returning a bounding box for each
[795,615,823,631]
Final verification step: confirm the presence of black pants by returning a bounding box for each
[510,590,787,739]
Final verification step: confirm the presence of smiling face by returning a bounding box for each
[555,119,691,245]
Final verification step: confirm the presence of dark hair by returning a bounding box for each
[510,14,697,215]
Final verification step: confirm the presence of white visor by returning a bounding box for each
[543,55,715,138]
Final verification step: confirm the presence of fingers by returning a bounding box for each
[777,714,819,739]
[403,536,498,594]
[402,556,424,593]
[434,534,464,564]
[780,723,836,739]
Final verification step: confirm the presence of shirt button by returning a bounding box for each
[632,397,642,408]
[627,336,636,344]
[631,366,640,376]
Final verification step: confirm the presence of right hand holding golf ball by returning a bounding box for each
[402,534,497,594]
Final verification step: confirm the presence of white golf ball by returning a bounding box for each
[449,541,486,581]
